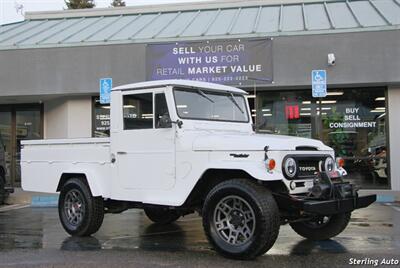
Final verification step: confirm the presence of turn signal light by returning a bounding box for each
[336,157,345,168]
[267,159,276,170]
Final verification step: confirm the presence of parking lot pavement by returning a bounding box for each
[0,203,399,267]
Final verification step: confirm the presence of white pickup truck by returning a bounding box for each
[21,80,375,259]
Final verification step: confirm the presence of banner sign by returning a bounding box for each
[146,38,273,85]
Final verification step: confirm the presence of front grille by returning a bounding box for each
[297,159,320,178]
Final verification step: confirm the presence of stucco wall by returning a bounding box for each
[0,30,399,97]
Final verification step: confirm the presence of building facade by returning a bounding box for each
[0,0,399,194]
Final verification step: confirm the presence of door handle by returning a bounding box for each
[117,151,127,155]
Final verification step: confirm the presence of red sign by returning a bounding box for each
[285,105,299,119]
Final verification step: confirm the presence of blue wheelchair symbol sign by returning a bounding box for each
[100,78,112,104]
[311,70,327,98]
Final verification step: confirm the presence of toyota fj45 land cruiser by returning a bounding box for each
[21,80,376,259]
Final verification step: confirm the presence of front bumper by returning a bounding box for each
[274,193,376,215]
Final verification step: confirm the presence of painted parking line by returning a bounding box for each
[384,203,400,212]
[0,204,30,212]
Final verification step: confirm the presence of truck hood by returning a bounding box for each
[192,133,332,151]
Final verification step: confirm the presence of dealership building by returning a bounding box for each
[0,0,399,196]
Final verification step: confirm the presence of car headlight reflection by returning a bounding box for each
[284,157,297,178]
[324,157,335,172]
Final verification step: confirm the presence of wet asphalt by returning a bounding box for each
[0,203,399,267]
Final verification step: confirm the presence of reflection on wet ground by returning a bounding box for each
[0,203,399,258]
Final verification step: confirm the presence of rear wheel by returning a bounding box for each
[202,179,280,260]
[58,178,104,236]
[144,207,180,225]
[290,212,351,240]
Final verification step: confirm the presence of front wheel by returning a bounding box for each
[290,212,351,240]
[202,179,280,260]
[58,178,104,236]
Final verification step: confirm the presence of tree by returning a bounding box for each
[111,0,126,7]
[65,0,95,9]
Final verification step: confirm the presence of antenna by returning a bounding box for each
[14,1,24,15]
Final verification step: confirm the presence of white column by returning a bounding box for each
[388,86,400,191]
[44,96,92,139]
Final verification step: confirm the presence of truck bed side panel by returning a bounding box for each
[21,138,111,197]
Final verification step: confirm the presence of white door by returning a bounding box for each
[113,91,175,190]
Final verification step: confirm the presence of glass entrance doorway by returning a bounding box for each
[0,105,43,186]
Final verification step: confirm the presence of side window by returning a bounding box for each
[155,93,171,128]
[123,93,153,130]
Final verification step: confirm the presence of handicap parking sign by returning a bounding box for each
[100,78,112,104]
[311,70,327,98]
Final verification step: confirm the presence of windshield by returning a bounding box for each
[174,87,249,122]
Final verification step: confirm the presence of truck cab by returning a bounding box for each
[21,80,376,260]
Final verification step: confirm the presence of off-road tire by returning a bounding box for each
[202,179,280,260]
[290,212,351,240]
[0,174,7,205]
[144,207,180,225]
[58,178,104,236]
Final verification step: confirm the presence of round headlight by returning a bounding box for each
[324,157,335,172]
[284,157,297,178]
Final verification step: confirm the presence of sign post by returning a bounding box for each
[100,78,112,104]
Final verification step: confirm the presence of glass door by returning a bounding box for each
[0,105,43,186]
[0,110,12,186]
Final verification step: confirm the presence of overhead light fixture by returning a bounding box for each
[375,107,385,110]
[300,113,311,116]
[301,107,311,111]
[375,97,385,101]
[177,105,188,108]
[246,95,255,99]
[123,105,136,108]
[251,109,256,112]
[371,109,385,113]
[263,113,272,117]
[102,106,111,109]
[261,108,270,112]
[302,101,311,104]
[327,91,343,96]
[316,107,332,110]
[317,100,337,104]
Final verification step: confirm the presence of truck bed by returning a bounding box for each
[21,138,112,196]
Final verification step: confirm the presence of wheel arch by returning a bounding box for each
[57,172,103,197]
[182,168,287,208]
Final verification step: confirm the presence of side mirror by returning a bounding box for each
[158,113,183,129]
[158,114,172,128]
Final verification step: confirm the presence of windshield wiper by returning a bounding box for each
[228,93,244,114]
[197,89,215,103]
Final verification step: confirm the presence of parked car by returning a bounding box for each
[21,80,376,260]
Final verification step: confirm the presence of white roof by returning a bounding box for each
[112,80,248,94]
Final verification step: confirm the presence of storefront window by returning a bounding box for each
[256,88,389,189]
[93,97,110,137]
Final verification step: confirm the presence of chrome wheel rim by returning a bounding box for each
[64,189,85,226]
[213,195,256,246]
